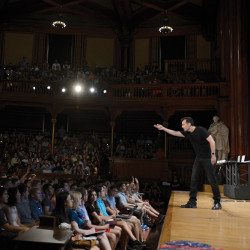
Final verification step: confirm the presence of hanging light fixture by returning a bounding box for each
[52,2,66,28]
[52,20,66,28]
[159,11,173,34]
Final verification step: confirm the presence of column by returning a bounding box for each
[228,0,249,157]
[110,121,116,157]
[42,115,45,133]
[219,0,249,158]
[51,118,56,157]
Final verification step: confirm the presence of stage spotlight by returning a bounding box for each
[74,84,82,93]
[62,88,66,93]
[33,86,36,90]
[103,89,107,94]
[89,87,96,93]
[47,86,51,90]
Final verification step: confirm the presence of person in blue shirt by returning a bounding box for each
[52,191,111,250]
[68,191,111,250]
[29,188,43,221]
[96,185,146,249]
[85,189,121,249]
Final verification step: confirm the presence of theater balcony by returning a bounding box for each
[0,80,228,115]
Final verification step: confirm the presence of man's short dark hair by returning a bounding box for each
[110,185,118,190]
[94,186,102,196]
[108,185,118,193]
[117,182,126,189]
[18,183,27,196]
[29,187,39,197]
[181,117,194,126]
[43,183,52,194]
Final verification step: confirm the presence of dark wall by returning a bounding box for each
[160,36,186,72]
[48,34,73,67]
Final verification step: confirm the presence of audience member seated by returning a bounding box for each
[116,182,144,222]
[117,181,158,229]
[52,191,111,250]
[0,161,168,249]
[51,184,64,208]
[128,177,160,219]
[4,187,29,229]
[29,188,44,221]
[16,184,37,226]
[53,162,64,173]
[85,189,121,250]
[171,172,182,190]
[42,184,54,215]
[0,186,29,249]
[105,185,144,242]
[42,163,52,173]
[99,184,146,249]
[51,59,61,71]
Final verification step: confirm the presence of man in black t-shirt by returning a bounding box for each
[154,117,221,210]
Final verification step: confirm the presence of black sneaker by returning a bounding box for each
[212,202,222,210]
[130,240,145,249]
[158,215,165,224]
[143,215,155,228]
[180,202,197,208]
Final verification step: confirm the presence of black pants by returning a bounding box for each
[189,157,221,204]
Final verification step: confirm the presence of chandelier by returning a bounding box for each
[159,11,173,34]
[52,2,66,28]
[52,20,66,28]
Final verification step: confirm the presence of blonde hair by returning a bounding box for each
[69,191,82,210]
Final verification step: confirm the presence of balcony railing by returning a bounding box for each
[110,83,220,99]
[0,80,221,100]
[165,58,220,73]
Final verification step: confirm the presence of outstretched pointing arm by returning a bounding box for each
[154,124,184,137]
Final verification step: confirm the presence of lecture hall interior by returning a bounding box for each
[0,0,249,249]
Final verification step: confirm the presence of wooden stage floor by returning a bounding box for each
[158,191,250,250]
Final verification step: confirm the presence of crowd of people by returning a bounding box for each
[0,173,165,250]
[114,136,157,159]
[0,130,161,178]
[0,130,110,177]
[0,57,217,89]
[0,128,176,249]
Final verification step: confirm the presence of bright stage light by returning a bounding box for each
[62,88,66,93]
[89,87,95,93]
[74,85,82,93]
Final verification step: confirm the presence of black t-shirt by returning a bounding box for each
[85,203,100,225]
[181,126,211,158]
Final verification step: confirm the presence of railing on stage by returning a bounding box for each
[217,158,250,199]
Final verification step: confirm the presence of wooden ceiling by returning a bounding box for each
[0,0,217,34]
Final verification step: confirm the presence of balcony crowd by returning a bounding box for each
[0,57,219,88]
